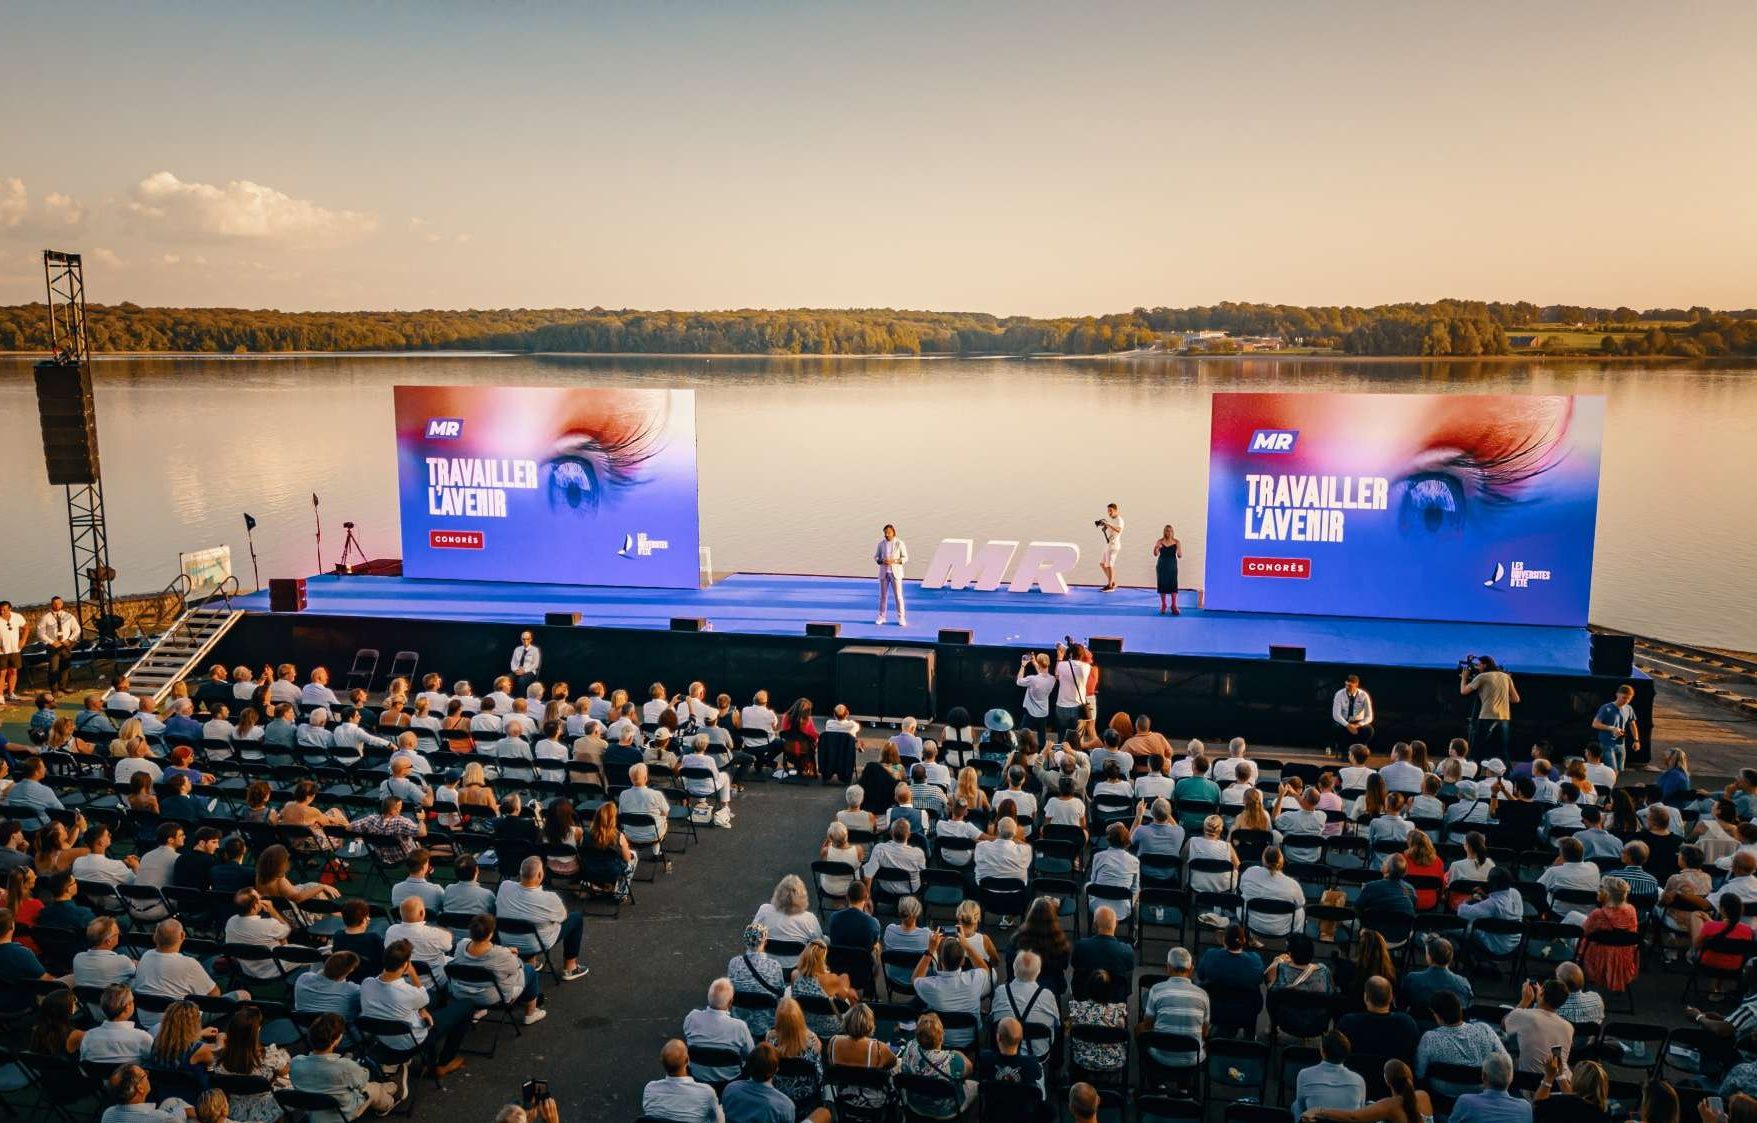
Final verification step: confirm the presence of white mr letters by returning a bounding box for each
[921,539,1082,595]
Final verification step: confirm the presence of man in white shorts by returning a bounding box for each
[1097,504,1124,592]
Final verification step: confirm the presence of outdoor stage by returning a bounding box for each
[236,572,1601,675]
[217,571,1650,754]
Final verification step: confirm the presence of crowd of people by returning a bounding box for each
[637,686,1754,1123]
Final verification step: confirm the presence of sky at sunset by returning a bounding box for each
[2,0,1754,314]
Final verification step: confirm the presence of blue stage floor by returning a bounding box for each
[235,573,1604,675]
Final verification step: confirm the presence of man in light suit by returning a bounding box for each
[874,524,907,627]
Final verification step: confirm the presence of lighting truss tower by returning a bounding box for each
[42,250,117,641]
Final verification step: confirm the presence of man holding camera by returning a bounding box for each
[1460,656,1519,762]
[1096,504,1124,592]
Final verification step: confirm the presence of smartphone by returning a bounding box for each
[522,1080,549,1108]
[1550,1046,1563,1060]
[1708,1099,1726,1116]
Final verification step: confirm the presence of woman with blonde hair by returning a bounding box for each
[790,940,858,1037]
[408,695,439,733]
[148,999,218,1085]
[1533,1055,1610,1122]
[824,1004,897,1112]
[1578,876,1640,994]
[953,898,1001,985]
[955,767,990,814]
[457,761,497,812]
[108,716,143,758]
[583,802,637,901]
[763,995,824,1111]
[1233,788,1272,834]
[751,874,822,963]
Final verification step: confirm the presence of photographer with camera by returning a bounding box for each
[1459,655,1520,761]
[1095,503,1124,592]
[1053,640,1096,746]
[1016,653,1056,743]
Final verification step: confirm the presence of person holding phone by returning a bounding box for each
[1502,979,1573,1074]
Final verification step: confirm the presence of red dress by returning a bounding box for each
[779,715,819,777]
[1699,919,1757,971]
[1405,857,1448,911]
[1579,904,1640,991]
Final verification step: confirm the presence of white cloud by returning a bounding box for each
[0,178,25,227]
[126,171,377,243]
[89,247,125,268]
[43,193,85,225]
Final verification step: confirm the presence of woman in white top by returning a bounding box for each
[1087,823,1141,920]
[751,874,823,967]
[1170,740,1205,780]
[1239,845,1306,936]
[882,898,931,990]
[1366,793,1415,847]
[952,900,1001,988]
[818,823,864,897]
[1186,815,1239,893]
[1445,830,1496,907]
[1337,744,1374,794]
[1091,760,1133,802]
[836,787,877,835]
[1042,777,1088,831]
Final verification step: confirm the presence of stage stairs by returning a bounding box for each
[123,604,244,706]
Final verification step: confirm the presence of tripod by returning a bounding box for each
[336,521,370,574]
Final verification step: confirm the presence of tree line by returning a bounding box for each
[0,300,1752,357]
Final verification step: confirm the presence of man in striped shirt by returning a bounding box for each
[1137,946,1209,1067]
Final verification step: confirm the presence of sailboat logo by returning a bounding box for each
[1483,562,1506,588]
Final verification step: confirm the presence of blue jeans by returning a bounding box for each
[1601,739,1627,772]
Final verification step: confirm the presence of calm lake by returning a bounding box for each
[2,354,1753,650]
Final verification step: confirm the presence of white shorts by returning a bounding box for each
[1101,542,1121,565]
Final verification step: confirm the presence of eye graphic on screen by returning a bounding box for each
[1390,402,1574,537]
[542,397,667,515]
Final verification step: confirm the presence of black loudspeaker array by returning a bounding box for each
[1589,633,1636,677]
[34,360,99,485]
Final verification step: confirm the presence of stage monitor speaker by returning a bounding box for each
[669,617,706,632]
[1589,633,1636,676]
[34,360,99,486]
[1268,644,1306,662]
[880,646,936,718]
[836,645,890,716]
[544,611,581,627]
[1088,636,1124,655]
[937,628,973,645]
[268,577,307,613]
[805,622,841,638]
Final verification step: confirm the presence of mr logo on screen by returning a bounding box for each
[425,418,464,440]
[1248,429,1298,454]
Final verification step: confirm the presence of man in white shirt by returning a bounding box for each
[74,918,137,990]
[384,896,454,988]
[824,704,861,738]
[0,601,28,704]
[920,743,954,790]
[618,763,671,853]
[912,930,992,1047]
[1719,852,1757,906]
[202,707,237,743]
[674,682,716,728]
[1273,786,1328,855]
[469,699,505,737]
[890,716,924,763]
[115,740,163,786]
[1536,838,1601,908]
[450,680,481,713]
[133,920,224,1025]
[483,676,517,715]
[267,664,302,707]
[80,985,154,1065]
[1331,674,1375,756]
[333,709,392,753]
[680,735,733,828]
[874,523,908,626]
[510,632,541,692]
[933,801,983,867]
[1379,743,1425,795]
[1582,745,1617,790]
[863,820,928,892]
[135,823,184,889]
[1097,503,1124,592]
[224,890,293,979]
[974,818,1033,884]
[300,667,340,708]
[739,691,777,751]
[35,595,81,693]
[71,824,138,887]
[364,939,474,1075]
[1211,738,1249,785]
[642,1040,725,1123]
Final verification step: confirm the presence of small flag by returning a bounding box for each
[243,513,257,532]
[311,493,320,508]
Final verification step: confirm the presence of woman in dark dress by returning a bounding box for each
[1153,525,1182,615]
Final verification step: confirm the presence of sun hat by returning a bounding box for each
[983,708,1015,733]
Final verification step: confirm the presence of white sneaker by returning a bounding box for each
[875,616,885,625]
[897,617,907,627]
[521,1008,548,1025]
[713,809,734,829]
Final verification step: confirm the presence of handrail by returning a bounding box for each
[194,574,241,613]
[134,573,193,639]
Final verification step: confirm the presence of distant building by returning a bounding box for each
[1507,334,1540,348]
